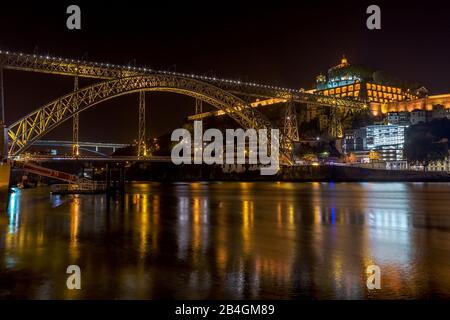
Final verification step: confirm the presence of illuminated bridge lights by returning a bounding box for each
[0,48,311,96]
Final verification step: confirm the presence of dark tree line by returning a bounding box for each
[404,118,450,170]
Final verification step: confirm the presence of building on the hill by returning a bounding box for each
[314,55,422,104]
[410,109,427,125]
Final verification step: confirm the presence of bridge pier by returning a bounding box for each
[0,66,11,209]
[138,91,147,157]
[72,76,80,157]
[105,163,111,194]
[282,100,299,163]
[0,66,7,160]
[104,163,125,197]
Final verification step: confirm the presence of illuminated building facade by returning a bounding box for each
[387,111,410,125]
[315,55,420,104]
[427,154,450,172]
[343,128,367,153]
[343,125,406,161]
[385,93,450,113]
[366,125,407,161]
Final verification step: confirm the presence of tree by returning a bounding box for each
[302,153,318,163]
[404,118,450,170]
[369,150,381,162]
[345,153,357,163]
[349,109,374,129]
[404,133,448,171]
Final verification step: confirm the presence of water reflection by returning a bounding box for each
[1,182,450,299]
[8,190,20,234]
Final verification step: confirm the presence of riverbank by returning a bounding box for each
[125,163,450,182]
[10,162,450,185]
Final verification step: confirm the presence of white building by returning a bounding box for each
[366,125,407,161]
[386,161,408,170]
[410,109,427,125]
[387,111,411,125]
[430,104,450,120]
[427,156,450,172]
[387,112,399,125]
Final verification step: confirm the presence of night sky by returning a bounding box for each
[0,0,449,143]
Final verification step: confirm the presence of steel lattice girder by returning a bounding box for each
[0,50,366,110]
[138,91,146,157]
[7,74,284,159]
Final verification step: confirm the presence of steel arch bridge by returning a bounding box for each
[7,74,275,157]
[0,49,371,168]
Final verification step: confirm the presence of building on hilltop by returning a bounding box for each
[314,55,422,104]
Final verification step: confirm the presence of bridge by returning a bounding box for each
[32,140,129,156]
[21,155,172,162]
[0,49,369,188]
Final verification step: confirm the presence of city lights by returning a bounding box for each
[0,3,449,316]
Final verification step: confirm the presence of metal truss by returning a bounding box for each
[0,66,4,124]
[0,50,367,110]
[7,74,276,159]
[328,107,344,138]
[0,50,137,79]
[138,91,146,157]
[283,100,299,142]
[195,98,203,114]
[281,100,299,162]
[72,76,80,157]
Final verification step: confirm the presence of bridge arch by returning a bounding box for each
[7,74,274,157]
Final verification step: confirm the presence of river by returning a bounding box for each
[1,182,449,299]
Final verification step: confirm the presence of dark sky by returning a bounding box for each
[0,0,449,143]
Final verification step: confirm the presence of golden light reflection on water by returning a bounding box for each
[151,195,159,251]
[69,197,80,261]
[215,200,228,277]
[192,197,202,261]
[137,194,149,257]
[1,182,450,299]
[241,200,254,256]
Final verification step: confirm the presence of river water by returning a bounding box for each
[0,182,449,299]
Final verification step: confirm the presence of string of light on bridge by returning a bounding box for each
[0,49,307,94]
